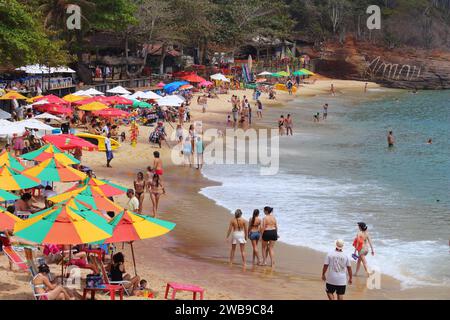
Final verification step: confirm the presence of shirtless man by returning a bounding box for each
[278,115,285,136]
[178,104,185,125]
[387,131,395,148]
[285,114,293,136]
[152,151,163,176]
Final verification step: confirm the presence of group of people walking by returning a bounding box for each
[226,207,278,268]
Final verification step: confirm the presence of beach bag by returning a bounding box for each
[86,274,104,288]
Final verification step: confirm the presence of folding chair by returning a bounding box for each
[96,257,131,296]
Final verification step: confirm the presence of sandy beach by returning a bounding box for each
[1,79,449,300]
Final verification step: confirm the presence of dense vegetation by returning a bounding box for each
[1,0,449,68]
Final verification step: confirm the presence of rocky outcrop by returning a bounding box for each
[314,38,450,90]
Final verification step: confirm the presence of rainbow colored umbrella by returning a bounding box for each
[0,189,20,202]
[13,198,113,245]
[93,210,176,275]
[21,144,80,165]
[22,158,86,183]
[0,207,22,230]
[0,165,40,191]
[65,177,127,196]
[49,184,124,213]
[0,150,25,171]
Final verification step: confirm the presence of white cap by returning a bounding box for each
[335,239,344,249]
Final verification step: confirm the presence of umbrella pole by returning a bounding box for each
[130,242,137,276]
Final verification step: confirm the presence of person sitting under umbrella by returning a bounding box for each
[62,245,99,275]
[109,252,140,296]
[15,193,41,214]
[32,264,76,300]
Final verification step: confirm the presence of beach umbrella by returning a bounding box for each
[157,82,165,88]
[179,84,193,90]
[63,94,88,103]
[300,68,315,76]
[157,95,185,107]
[65,177,127,197]
[35,95,69,105]
[130,91,161,100]
[293,70,308,76]
[163,81,189,94]
[34,113,63,122]
[94,210,176,275]
[0,150,26,171]
[104,96,134,106]
[210,73,230,82]
[16,119,56,131]
[0,207,22,230]
[0,165,40,191]
[92,108,130,118]
[0,110,12,120]
[107,86,131,95]
[0,91,27,100]
[13,198,113,245]
[0,189,20,202]
[34,104,73,116]
[21,144,80,165]
[77,101,108,111]
[82,88,104,96]
[22,158,87,183]
[28,95,44,102]
[42,134,98,151]
[72,90,88,96]
[181,74,207,83]
[275,71,290,77]
[49,184,124,214]
[258,71,273,76]
[131,100,152,109]
[256,78,267,83]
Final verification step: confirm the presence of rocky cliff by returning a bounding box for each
[314,38,450,90]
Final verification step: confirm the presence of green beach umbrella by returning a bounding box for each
[22,158,87,183]
[0,189,20,202]
[275,71,290,77]
[132,100,153,108]
[293,70,308,76]
[300,68,315,76]
[0,165,40,191]
[0,150,26,171]
[21,144,80,165]
[13,197,113,245]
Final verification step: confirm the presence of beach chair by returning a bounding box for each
[97,258,131,296]
[0,235,29,272]
[29,280,48,300]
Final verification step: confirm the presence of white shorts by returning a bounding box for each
[232,231,247,245]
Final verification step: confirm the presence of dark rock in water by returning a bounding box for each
[314,38,450,90]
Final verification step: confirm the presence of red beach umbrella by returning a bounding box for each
[92,108,130,118]
[181,74,207,83]
[42,134,98,151]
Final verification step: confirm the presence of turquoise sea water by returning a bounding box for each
[201,89,450,288]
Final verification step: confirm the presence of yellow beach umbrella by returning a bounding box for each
[63,94,89,103]
[78,101,108,111]
[0,91,27,100]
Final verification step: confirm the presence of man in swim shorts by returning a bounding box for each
[322,239,352,300]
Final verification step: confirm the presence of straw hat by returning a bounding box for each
[335,239,344,249]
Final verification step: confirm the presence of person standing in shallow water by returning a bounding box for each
[226,209,248,266]
[261,206,278,267]
[387,131,395,148]
[353,222,375,277]
[285,114,293,136]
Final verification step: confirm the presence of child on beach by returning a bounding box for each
[183,137,192,167]
[135,279,155,298]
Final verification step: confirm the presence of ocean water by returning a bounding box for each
[200,89,450,289]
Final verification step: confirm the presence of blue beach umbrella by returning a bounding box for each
[163,81,189,94]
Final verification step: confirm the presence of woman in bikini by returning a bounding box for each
[354,222,375,277]
[147,174,165,218]
[133,172,146,214]
[226,209,248,266]
[261,207,278,267]
[278,116,285,136]
[32,264,74,300]
[248,209,262,265]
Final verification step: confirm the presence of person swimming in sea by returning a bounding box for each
[427,138,433,145]
[387,131,395,148]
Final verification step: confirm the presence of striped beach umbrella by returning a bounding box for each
[0,165,40,191]
[0,150,26,171]
[101,210,176,244]
[13,198,113,245]
[22,158,87,183]
[65,177,127,196]
[0,189,20,202]
[49,184,124,213]
[0,207,22,230]
[21,144,80,165]
[0,91,27,100]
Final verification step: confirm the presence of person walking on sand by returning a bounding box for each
[387,131,395,148]
[147,174,165,217]
[278,115,285,136]
[195,136,204,170]
[323,104,329,120]
[364,82,368,93]
[226,209,248,266]
[182,137,193,167]
[256,100,263,119]
[133,172,146,214]
[353,222,375,277]
[261,207,278,267]
[105,133,113,168]
[322,240,352,301]
[285,114,293,136]
[330,83,336,96]
[248,209,262,265]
